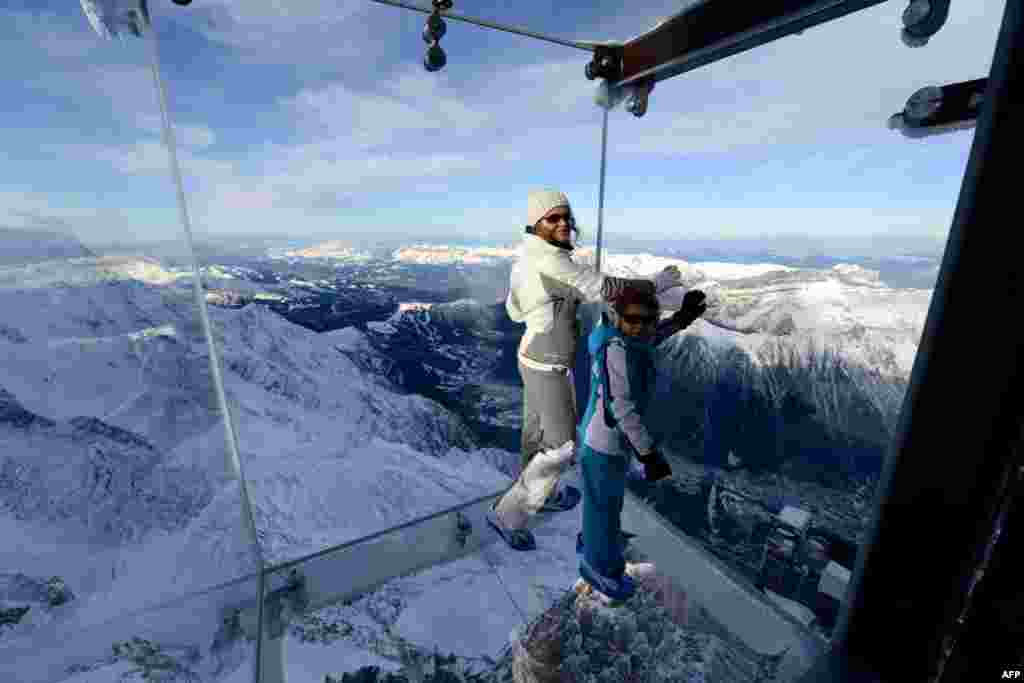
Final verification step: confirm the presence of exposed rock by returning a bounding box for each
[45,576,74,607]
[511,563,707,683]
[0,387,56,429]
[0,573,75,636]
[206,289,251,308]
[0,322,28,343]
[0,606,30,628]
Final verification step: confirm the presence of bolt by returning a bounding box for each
[903,0,932,27]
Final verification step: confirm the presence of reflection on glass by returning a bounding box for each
[167,3,601,571]
[254,489,821,682]
[1,2,260,680]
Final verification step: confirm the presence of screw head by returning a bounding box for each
[424,44,447,72]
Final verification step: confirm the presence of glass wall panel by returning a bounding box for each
[1,2,262,679]
[257,489,823,682]
[29,0,1002,681]
[589,1,1005,646]
[164,1,623,571]
[3,572,261,683]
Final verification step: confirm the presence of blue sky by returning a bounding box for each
[0,1,1006,251]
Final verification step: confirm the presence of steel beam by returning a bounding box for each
[615,0,889,87]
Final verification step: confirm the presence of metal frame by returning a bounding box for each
[614,0,891,87]
[368,0,596,51]
[935,462,1023,680]
[889,78,988,138]
[237,469,827,682]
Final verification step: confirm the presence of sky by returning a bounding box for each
[0,0,1008,252]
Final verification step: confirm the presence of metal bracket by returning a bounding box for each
[888,79,987,138]
[423,6,449,71]
[210,607,244,664]
[593,77,654,117]
[624,79,655,117]
[585,45,623,81]
[229,569,309,643]
[262,569,309,640]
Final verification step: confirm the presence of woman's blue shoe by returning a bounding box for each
[539,482,581,513]
[578,558,636,602]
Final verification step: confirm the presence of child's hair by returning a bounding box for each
[612,285,660,315]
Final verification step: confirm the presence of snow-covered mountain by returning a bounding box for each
[0,228,95,266]
[328,247,925,485]
[392,244,518,266]
[568,252,919,482]
[0,388,212,543]
[279,241,373,263]
[0,255,525,678]
[0,239,935,681]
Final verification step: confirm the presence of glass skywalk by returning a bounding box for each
[2,0,1011,681]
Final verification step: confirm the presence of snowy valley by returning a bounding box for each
[0,235,937,682]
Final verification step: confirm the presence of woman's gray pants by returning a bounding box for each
[493,360,577,530]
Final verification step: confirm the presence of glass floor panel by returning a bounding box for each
[250,466,825,683]
[2,571,262,683]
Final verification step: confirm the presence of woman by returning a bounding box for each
[576,285,707,601]
[487,188,685,551]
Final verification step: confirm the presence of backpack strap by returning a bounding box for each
[598,336,623,430]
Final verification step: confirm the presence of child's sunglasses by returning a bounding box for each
[621,313,658,326]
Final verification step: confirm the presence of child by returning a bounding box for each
[575,285,707,602]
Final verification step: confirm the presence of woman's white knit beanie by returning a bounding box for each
[527,189,571,227]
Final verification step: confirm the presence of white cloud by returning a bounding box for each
[176,0,377,64]
[0,188,138,245]
[580,206,956,242]
[136,114,218,149]
[281,58,597,151]
[11,9,100,59]
[2,1,1003,243]
[53,140,235,180]
[611,2,1004,157]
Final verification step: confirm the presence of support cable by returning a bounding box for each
[368,0,596,51]
[595,108,610,273]
[143,15,269,682]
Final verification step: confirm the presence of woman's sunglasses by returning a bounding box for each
[543,213,574,226]
[621,313,658,326]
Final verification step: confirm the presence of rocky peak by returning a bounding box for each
[0,388,55,430]
[67,416,156,452]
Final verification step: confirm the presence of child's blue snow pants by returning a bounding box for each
[580,443,628,579]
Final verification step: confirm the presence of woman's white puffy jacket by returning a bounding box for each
[506,233,651,370]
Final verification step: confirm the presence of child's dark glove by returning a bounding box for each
[673,290,707,328]
[637,448,673,482]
